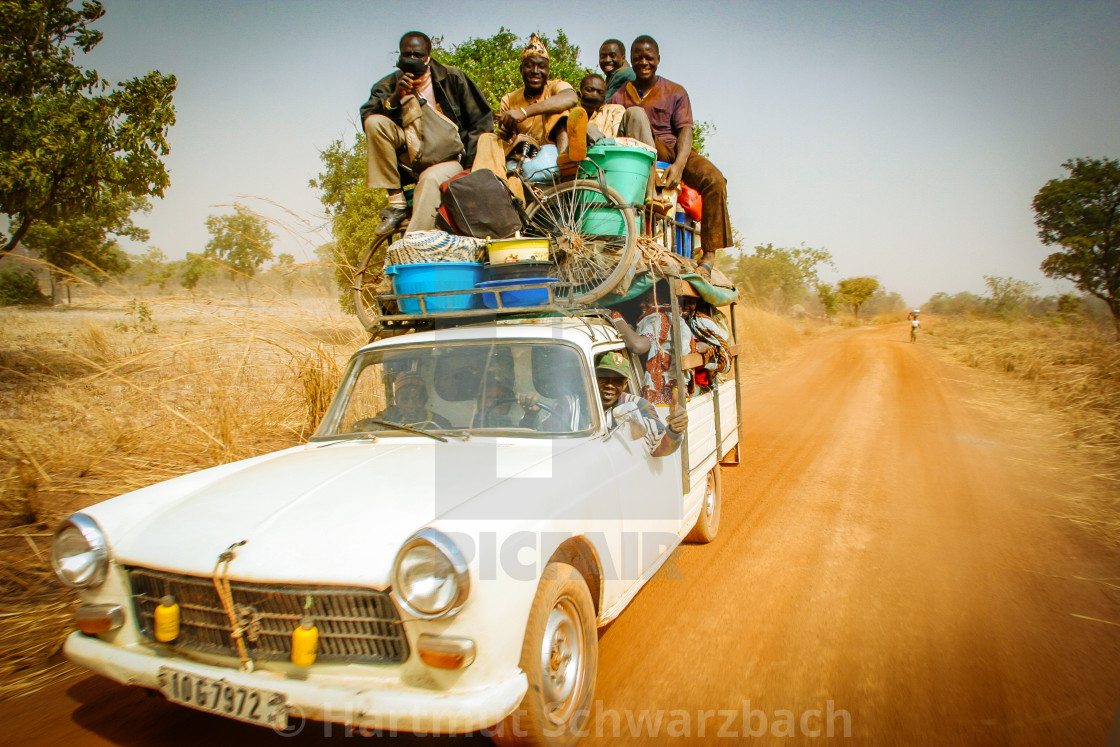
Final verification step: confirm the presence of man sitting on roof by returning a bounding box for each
[609,35,732,278]
[577,73,655,148]
[472,34,579,185]
[599,38,636,101]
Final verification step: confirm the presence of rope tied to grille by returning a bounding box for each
[212,540,253,672]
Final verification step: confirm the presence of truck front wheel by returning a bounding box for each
[490,562,597,747]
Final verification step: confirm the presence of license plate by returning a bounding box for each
[157,666,288,730]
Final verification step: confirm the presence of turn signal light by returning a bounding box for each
[417,634,476,670]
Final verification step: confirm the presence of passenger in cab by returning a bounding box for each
[577,73,655,148]
[359,31,493,234]
[372,372,452,430]
[595,351,686,457]
[609,35,732,278]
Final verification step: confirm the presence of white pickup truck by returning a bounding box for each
[52,305,741,745]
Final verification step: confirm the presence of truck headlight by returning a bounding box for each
[51,514,109,588]
[392,529,469,619]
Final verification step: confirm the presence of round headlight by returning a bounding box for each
[51,514,109,588]
[392,529,469,618]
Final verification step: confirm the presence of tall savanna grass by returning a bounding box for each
[0,288,365,700]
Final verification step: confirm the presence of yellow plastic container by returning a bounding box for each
[154,595,180,642]
[487,238,550,264]
[291,617,319,667]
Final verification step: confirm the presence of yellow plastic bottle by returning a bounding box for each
[291,616,319,667]
[154,595,180,642]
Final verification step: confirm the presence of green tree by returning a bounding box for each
[722,241,834,312]
[836,277,880,320]
[815,281,839,318]
[1031,157,1120,337]
[21,193,146,300]
[203,204,275,291]
[309,133,385,313]
[0,0,176,256]
[180,252,212,291]
[926,290,984,316]
[983,275,1038,315]
[133,246,178,290]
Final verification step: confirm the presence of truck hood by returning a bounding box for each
[93,437,583,588]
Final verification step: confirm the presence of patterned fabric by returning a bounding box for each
[522,33,549,60]
[680,309,734,391]
[636,308,698,405]
[606,391,681,457]
[386,229,487,266]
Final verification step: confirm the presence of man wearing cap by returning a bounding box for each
[609,35,732,278]
[595,351,686,457]
[371,372,452,430]
[360,31,494,235]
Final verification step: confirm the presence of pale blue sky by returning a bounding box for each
[82,0,1120,306]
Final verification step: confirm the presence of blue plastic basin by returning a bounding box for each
[476,278,559,309]
[387,262,484,314]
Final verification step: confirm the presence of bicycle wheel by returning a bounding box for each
[352,228,404,333]
[523,179,638,305]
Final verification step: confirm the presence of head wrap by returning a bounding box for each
[521,33,549,60]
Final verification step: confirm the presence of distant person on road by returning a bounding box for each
[908,309,921,342]
[360,31,493,235]
[595,351,686,457]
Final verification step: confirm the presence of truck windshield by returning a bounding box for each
[313,341,596,440]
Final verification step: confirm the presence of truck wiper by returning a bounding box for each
[320,420,448,444]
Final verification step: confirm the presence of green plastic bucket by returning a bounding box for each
[578,144,654,235]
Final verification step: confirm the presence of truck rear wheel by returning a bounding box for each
[490,562,597,747]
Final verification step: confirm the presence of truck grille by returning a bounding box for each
[126,566,409,664]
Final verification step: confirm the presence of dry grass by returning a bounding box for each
[926,315,1120,541]
[0,291,808,702]
[0,289,365,700]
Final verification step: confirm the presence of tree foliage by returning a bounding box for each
[203,204,275,289]
[719,241,834,312]
[983,275,1038,315]
[1031,156,1120,336]
[0,0,176,256]
[835,277,880,319]
[21,193,145,296]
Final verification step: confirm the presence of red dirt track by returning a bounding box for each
[4,325,1120,745]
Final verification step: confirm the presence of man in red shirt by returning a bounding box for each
[608,35,731,276]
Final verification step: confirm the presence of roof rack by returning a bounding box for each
[367,281,615,339]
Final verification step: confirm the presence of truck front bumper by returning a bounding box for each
[64,632,527,734]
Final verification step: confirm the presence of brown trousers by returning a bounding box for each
[655,139,732,252]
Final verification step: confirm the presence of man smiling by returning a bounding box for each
[596,351,686,458]
[609,35,732,277]
[599,38,635,100]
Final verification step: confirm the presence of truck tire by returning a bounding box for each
[490,562,597,747]
[685,466,721,543]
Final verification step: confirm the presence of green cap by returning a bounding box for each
[595,351,630,378]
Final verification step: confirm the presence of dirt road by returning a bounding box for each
[5,325,1119,745]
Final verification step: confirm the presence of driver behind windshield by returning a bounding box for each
[374,372,451,429]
